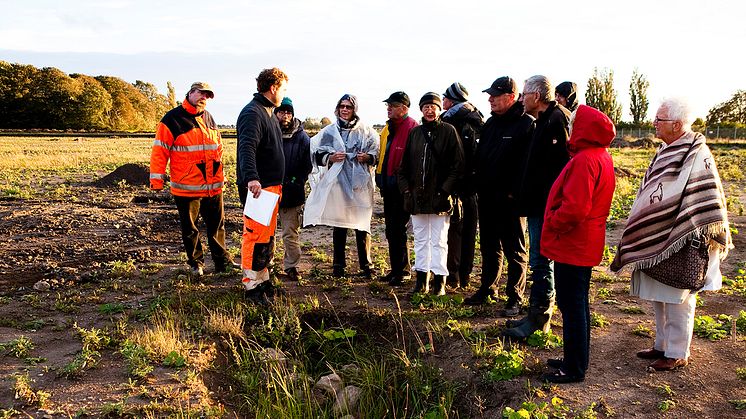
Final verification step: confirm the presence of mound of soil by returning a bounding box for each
[90,163,150,187]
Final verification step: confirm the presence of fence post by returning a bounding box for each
[716,126,720,138]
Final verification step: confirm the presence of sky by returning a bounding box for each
[1,0,744,126]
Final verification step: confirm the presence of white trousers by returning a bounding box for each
[652,293,697,359]
[411,214,449,276]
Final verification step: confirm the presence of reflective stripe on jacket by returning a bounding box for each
[150,101,224,197]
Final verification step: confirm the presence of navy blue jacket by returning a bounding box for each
[280,118,312,208]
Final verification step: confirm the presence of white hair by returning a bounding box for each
[660,97,693,130]
[524,75,554,103]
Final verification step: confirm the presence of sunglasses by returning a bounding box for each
[338,104,354,110]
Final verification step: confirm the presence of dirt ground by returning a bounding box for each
[0,162,745,418]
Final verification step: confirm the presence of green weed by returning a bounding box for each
[620,306,645,314]
[590,312,609,328]
[0,335,34,358]
[503,396,569,419]
[99,302,127,315]
[12,373,50,408]
[730,399,746,410]
[526,330,563,349]
[658,399,676,412]
[632,324,654,338]
[693,314,731,341]
[596,287,612,299]
[120,339,153,379]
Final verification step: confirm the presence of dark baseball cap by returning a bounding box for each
[482,76,517,96]
[383,91,410,107]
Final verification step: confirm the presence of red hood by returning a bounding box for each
[568,105,615,154]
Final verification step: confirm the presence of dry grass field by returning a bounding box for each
[0,135,745,418]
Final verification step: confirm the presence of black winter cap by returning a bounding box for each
[419,92,442,110]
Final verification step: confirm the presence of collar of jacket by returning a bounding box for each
[181,99,204,116]
[421,117,442,127]
[490,100,524,121]
[536,101,558,122]
[389,114,410,127]
[253,92,277,111]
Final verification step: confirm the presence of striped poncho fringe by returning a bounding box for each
[610,131,731,272]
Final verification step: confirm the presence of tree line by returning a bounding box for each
[0,61,176,131]
[586,67,745,127]
[1,61,743,131]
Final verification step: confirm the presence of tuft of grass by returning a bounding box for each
[204,308,246,339]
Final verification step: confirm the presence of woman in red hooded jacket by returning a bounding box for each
[540,105,616,383]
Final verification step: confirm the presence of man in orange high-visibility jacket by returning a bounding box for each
[236,68,288,304]
[150,81,236,277]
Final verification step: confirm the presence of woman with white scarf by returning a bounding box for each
[611,97,732,371]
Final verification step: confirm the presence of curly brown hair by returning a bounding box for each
[256,68,288,93]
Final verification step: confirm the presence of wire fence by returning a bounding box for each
[616,126,745,140]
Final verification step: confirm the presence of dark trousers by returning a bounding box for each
[527,214,555,306]
[477,197,527,304]
[333,227,372,271]
[174,194,231,270]
[447,194,478,285]
[555,262,592,378]
[382,185,411,276]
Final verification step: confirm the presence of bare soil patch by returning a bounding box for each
[1,163,744,418]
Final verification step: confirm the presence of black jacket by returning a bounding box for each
[441,102,484,196]
[518,101,570,216]
[475,101,534,204]
[280,118,312,208]
[398,119,464,215]
[236,93,284,188]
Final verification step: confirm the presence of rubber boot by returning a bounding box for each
[432,275,446,296]
[464,279,498,305]
[411,271,430,294]
[503,299,555,338]
[446,273,459,289]
[505,313,530,329]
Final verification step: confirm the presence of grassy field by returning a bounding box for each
[0,135,745,418]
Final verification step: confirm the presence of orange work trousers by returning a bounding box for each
[241,185,281,290]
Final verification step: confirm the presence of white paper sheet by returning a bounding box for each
[243,189,280,226]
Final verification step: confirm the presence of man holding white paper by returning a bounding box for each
[236,67,288,302]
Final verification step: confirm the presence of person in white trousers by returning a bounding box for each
[398,92,464,295]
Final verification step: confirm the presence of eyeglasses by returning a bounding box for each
[386,103,403,108]
[338,104,354,110]
[654,117,675,123]
[421,104,439,111]
[276,110,292,115]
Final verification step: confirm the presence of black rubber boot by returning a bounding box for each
[503,299,555,338]
[459,273,470,289]
[411,271,430,294]
[431,275,446,296]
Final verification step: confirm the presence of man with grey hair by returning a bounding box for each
[504,75,570,338]
[611,97,731,371]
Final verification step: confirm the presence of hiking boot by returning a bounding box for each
[360,267,377,279]
[411,271,430,294]
[431,275,446,296]
[285,267,302,281]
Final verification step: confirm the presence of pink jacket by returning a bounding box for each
[541,105,616,266]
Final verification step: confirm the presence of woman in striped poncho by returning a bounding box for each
[610,97,732,372]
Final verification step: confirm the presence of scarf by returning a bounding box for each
[281,118,301,139]
[610,131,731,272]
